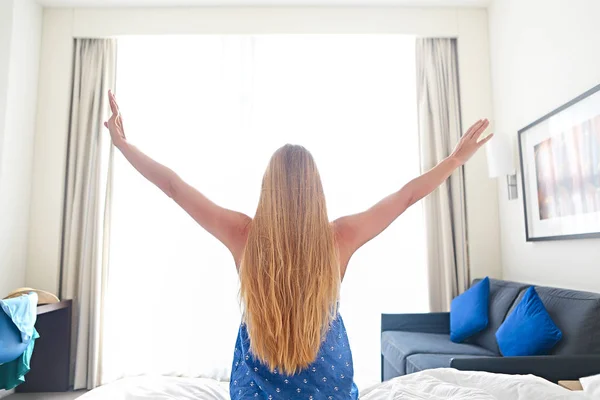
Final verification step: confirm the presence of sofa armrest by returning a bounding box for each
[381,313,450,334]
[451,355,600,383]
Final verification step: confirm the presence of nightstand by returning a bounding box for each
[15,300,72,393]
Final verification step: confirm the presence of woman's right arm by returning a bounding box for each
[105,91,251,264]
[333,119,492,277]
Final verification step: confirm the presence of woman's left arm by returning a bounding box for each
[333,119,492,276]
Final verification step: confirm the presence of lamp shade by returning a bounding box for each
[485,133,515,178]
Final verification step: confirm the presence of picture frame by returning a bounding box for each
[518,83,600,242]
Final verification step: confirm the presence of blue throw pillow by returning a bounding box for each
[450,277,490,343]
[496,286,562,357]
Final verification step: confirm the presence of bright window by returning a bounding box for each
[103,34,426,389]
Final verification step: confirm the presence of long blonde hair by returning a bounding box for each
[239,144,340,375]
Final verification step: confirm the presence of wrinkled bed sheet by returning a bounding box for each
[78,369,600,399]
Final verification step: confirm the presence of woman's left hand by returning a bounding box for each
[450,119,493,165]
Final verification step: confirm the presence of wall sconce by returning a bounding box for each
[486,132,518,200]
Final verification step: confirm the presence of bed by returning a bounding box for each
[78,369,600,399]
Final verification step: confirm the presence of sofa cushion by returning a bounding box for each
[381,331,495,375]
[508,285,600,356]
[405,353,493,374]
[470,279,528,354]
[496,287,563,356]
[450,277,490,343]
[382,358,403,381]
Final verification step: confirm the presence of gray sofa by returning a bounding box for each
[381,278,600,383]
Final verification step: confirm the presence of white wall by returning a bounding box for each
[0,1,13,168]
[0,0,42,298]
[455,8,499,284]
[489,0,600,292]
[27,6,500,294]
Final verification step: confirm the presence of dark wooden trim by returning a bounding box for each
[517,83,600,242]
[37,300,72,315]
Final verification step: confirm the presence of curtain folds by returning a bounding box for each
[60,38,116,390]
[416,38,469,312]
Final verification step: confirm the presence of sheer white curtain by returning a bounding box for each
[102,35,426,389]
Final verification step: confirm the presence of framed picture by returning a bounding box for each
[518,83,600,241]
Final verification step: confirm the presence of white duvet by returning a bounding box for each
[361,369,598,399]
[78,369,600,399]
[78,377,230,400]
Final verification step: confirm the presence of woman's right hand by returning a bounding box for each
[104,90,127,149]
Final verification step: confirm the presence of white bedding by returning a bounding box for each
[78,369,599,399]
[361,369,596,400]
[78,376,230,400]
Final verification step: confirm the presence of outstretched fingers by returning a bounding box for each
[464,119,481,137]
[108,91,118,115]
[106,90,126,134]
[109,90,122,118]
[468,119,489,140]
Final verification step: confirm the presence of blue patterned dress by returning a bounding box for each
[230,315,359,400]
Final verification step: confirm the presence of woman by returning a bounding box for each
[104,90,492,399]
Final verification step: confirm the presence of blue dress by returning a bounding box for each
[230,315,359,400]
